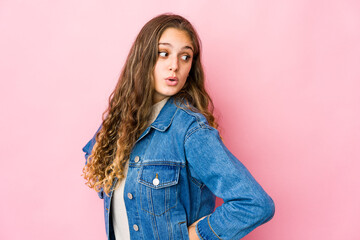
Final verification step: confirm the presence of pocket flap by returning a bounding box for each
[138,165,180,189]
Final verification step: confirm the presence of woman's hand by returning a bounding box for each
[188,216,206,240]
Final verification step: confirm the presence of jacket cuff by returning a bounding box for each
[196,215,221,240]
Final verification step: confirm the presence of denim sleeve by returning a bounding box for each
[184,127,275,240]
[82,125,103,199]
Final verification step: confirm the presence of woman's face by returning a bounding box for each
[153,28,194,103]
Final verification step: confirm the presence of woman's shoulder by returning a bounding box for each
[171,99,213,131]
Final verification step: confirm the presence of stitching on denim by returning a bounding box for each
[140,197,177,217]
[140,184,178,217]
[178,222,184,240]
[178,221,187,240]
[181,108,201,122]
[178,107,211,127]
[177,106,210,128]
[138,165,181,189]
[196,223,205,240]
[184,126,212,144]
[190,176,203,188]
[207,215,222,239]
[135,127,151,144]
[150,207,160,240]
[151,108,179,132]
[148,187,164,239]
[184,126,202,142]
[165,209,173,240]
[129,162,185,167]
[139,161,185,166]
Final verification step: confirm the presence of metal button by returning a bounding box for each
[127,193,133,199]
[134,156,140,163]
[133,224,139,231]
[153,173,160,186]
[153,178,160,186]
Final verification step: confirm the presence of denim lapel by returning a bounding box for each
[150,97,178,132]
[136,97,178,143]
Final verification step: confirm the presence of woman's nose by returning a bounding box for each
[169,57,178,71]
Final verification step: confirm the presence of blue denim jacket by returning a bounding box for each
[82,97,275,240]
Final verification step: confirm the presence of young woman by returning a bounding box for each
[82,13,275,240]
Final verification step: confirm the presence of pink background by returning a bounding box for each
[1,0,359,239]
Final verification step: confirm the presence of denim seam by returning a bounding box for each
[178,221,187,240]
[150,210,160,240]
[139,185,178,217]
[138,165,180,188]
[207,215,222,240]
[137,161,185,166]
[190,175,203,188]
[196,223,205,240]
[179,107,210,130]
[184,126,212,143]
[178,222,184,240]
[151,108,178,132]
[184,126,200,142]
[129,162,185,167]
[165,210,173,240]
[178,107,201,122]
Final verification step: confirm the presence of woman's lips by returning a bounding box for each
[165,77,178,86]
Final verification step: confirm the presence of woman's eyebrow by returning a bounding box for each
[183,46,194,52]
[159,42,194,52]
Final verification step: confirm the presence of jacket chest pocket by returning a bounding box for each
[138,164,180,216]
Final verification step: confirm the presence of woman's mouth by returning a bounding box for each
[165,77,178,86]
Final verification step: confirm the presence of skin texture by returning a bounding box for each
[188,216,206,240]
[153,28,194,104]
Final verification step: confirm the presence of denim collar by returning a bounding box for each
[150,97,178,132]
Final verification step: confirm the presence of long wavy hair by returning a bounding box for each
[82,13,218,195]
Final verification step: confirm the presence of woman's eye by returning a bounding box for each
[181,55,191,61]
[158,52,168,57]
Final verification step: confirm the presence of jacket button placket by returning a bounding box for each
[124,154,142,237]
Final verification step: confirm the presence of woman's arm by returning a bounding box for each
[188,216,206,240]
[184,126,275,240]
